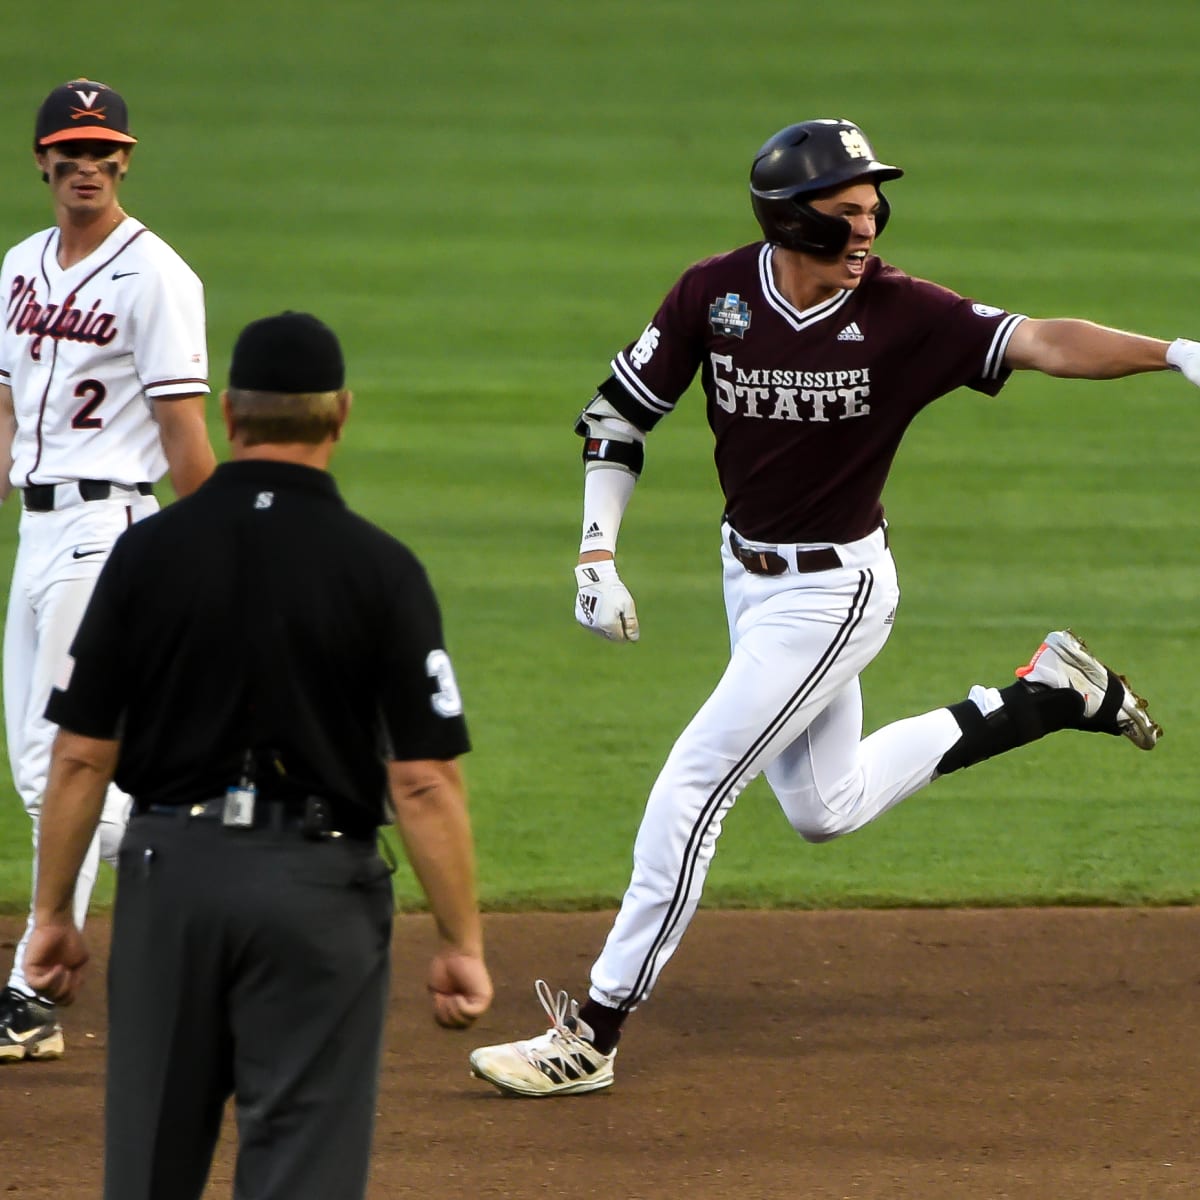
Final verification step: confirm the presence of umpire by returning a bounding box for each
[23,311,493,1200]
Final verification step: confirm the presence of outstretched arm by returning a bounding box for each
[1003,318,1180,379]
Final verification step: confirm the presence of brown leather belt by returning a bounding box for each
[23,480,153,512]
[728,531,842,576]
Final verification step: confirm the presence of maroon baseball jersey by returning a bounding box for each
[598,243,1026,543]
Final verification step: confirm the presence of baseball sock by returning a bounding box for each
[935,679,1085,775]
[577,999,624,1054]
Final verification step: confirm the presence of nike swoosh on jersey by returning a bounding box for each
[112,271,140,279]
[72,548,106,559]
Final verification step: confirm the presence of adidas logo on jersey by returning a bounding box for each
[837,322,865,342]
[583,522,604,541]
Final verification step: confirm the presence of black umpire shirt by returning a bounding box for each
[46,459,470,838]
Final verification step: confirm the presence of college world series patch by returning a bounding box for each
[708,293,751,338]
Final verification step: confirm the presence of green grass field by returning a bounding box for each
[1,0,1197,913]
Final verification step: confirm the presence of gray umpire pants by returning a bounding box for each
[104,813,394,1200]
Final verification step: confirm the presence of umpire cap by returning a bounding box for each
[229,312,346,394]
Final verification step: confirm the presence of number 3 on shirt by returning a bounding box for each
[426,649,464,717]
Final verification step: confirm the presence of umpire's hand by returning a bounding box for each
[25,919,89,1006]
[428,948,493,1029]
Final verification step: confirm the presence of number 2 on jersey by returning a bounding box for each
[71,379,106,429]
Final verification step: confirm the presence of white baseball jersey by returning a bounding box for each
[0,216,208,487]
[1,216,208,997]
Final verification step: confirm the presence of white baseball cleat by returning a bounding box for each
[469,979,616,1098]
[1016,629,1161,750]
[0,987,65,1062]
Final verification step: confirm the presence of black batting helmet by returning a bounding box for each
[750,119,903,257]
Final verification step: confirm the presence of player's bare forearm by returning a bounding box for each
[1005,318,1171,379]
[388,758,485,956]
[0,382,15,502]
[34,730,119,922]
[154,393,217,497]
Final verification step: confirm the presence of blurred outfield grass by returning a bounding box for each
[0,0,1196,912]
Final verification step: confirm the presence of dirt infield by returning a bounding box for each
[1,908,1196,1199]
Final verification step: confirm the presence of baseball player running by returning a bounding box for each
[470,118,1200,1097]
[0,78,216,1061]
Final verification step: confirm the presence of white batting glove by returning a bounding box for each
[1166,338,1200,386]
[574,561,640,642]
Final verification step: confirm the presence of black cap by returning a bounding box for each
[36,79,136,147]
[229,312,345,393]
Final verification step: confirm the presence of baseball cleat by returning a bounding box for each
[1016,629,1161,750]
[0,986,65,1062]
[469,979,615,1098]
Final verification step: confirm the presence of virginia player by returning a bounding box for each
[0,78,216,1060]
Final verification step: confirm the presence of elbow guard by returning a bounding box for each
[575,393,646,477]
[581,434,644,475]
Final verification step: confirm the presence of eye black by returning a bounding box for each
[53,141,119,160]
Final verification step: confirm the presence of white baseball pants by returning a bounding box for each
[589,523,965,1011]
[4,487,158,993]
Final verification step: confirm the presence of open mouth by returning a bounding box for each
[846,249,868,274]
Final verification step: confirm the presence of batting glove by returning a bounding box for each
[1166,338,1200,386]
[574,561,640,642]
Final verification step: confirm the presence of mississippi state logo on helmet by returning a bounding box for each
[749,119,903,257]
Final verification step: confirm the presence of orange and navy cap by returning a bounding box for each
[35,79,137,147]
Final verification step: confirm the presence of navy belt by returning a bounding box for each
[23,480,153,512]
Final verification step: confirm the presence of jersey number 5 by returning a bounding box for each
[72,379,106,429]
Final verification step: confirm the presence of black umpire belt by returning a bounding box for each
[139,797,365,841]
[728,525,889,576]
[22,480,154,512]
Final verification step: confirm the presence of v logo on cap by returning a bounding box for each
[35,78,137,147]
